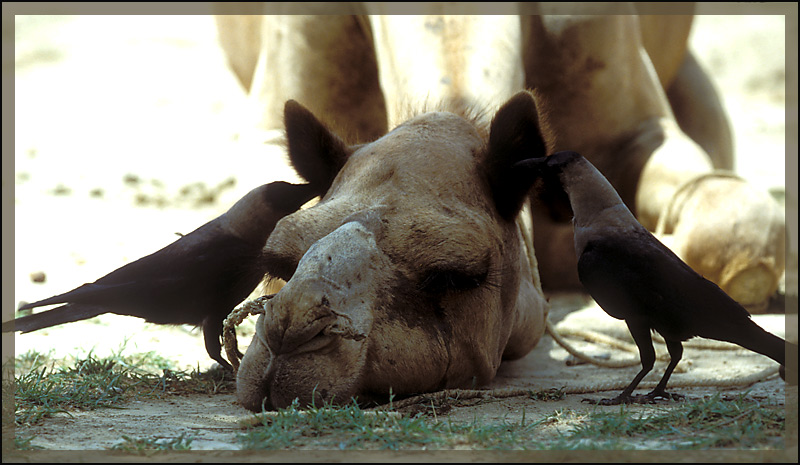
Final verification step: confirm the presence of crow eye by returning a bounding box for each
[419,269,486,295]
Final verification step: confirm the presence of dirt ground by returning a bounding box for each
[3,7,797,458]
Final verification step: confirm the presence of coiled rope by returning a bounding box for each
[653,170,743,237]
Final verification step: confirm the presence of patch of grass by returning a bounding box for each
[110,433,194,453]
[239,391,785,451]
[150,364,235,396]
[7,349,235,426]
[11,351,155,425]
[238,399,551,450]
[543,392,785,450]
[4,348,787,451]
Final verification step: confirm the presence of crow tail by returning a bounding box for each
[2,304,106,333]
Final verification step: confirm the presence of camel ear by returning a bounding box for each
[284,100,351,196]
[484,91,548,220]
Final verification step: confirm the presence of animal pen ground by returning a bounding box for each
[3,11,797,459]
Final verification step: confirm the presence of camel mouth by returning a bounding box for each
[237,219,388,411]
[237,331,364,411]
[240,335,368,411]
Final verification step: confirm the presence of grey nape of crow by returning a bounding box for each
[3,181,317,371]
[515,151,795,405]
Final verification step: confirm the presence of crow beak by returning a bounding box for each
[513,156,549,175]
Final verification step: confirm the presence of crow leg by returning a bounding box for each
[203,318,233,371]
[637,339,684,402]
[588,320,656,405]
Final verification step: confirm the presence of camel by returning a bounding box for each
[218,8,786,409]
[215,8,784,310]
[236,92,550,410]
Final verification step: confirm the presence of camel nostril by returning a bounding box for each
[294,329,336,355]
[270,309,338,356]
[269,310,368,356]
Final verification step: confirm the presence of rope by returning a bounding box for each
[222,294,273,372]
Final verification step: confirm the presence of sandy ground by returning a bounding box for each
[3,10,797,457]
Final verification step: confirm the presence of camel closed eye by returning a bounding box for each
[418,268,488,295]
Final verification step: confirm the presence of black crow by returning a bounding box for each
[4,181,316,370]
[515,151,794,404]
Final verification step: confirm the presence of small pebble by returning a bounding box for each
[123,173,141,185]
[30,271,46,283]
[51,184,72,195]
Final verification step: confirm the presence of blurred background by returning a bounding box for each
[4,11,793,370]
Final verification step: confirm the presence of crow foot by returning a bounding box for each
[634,390,684,404]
